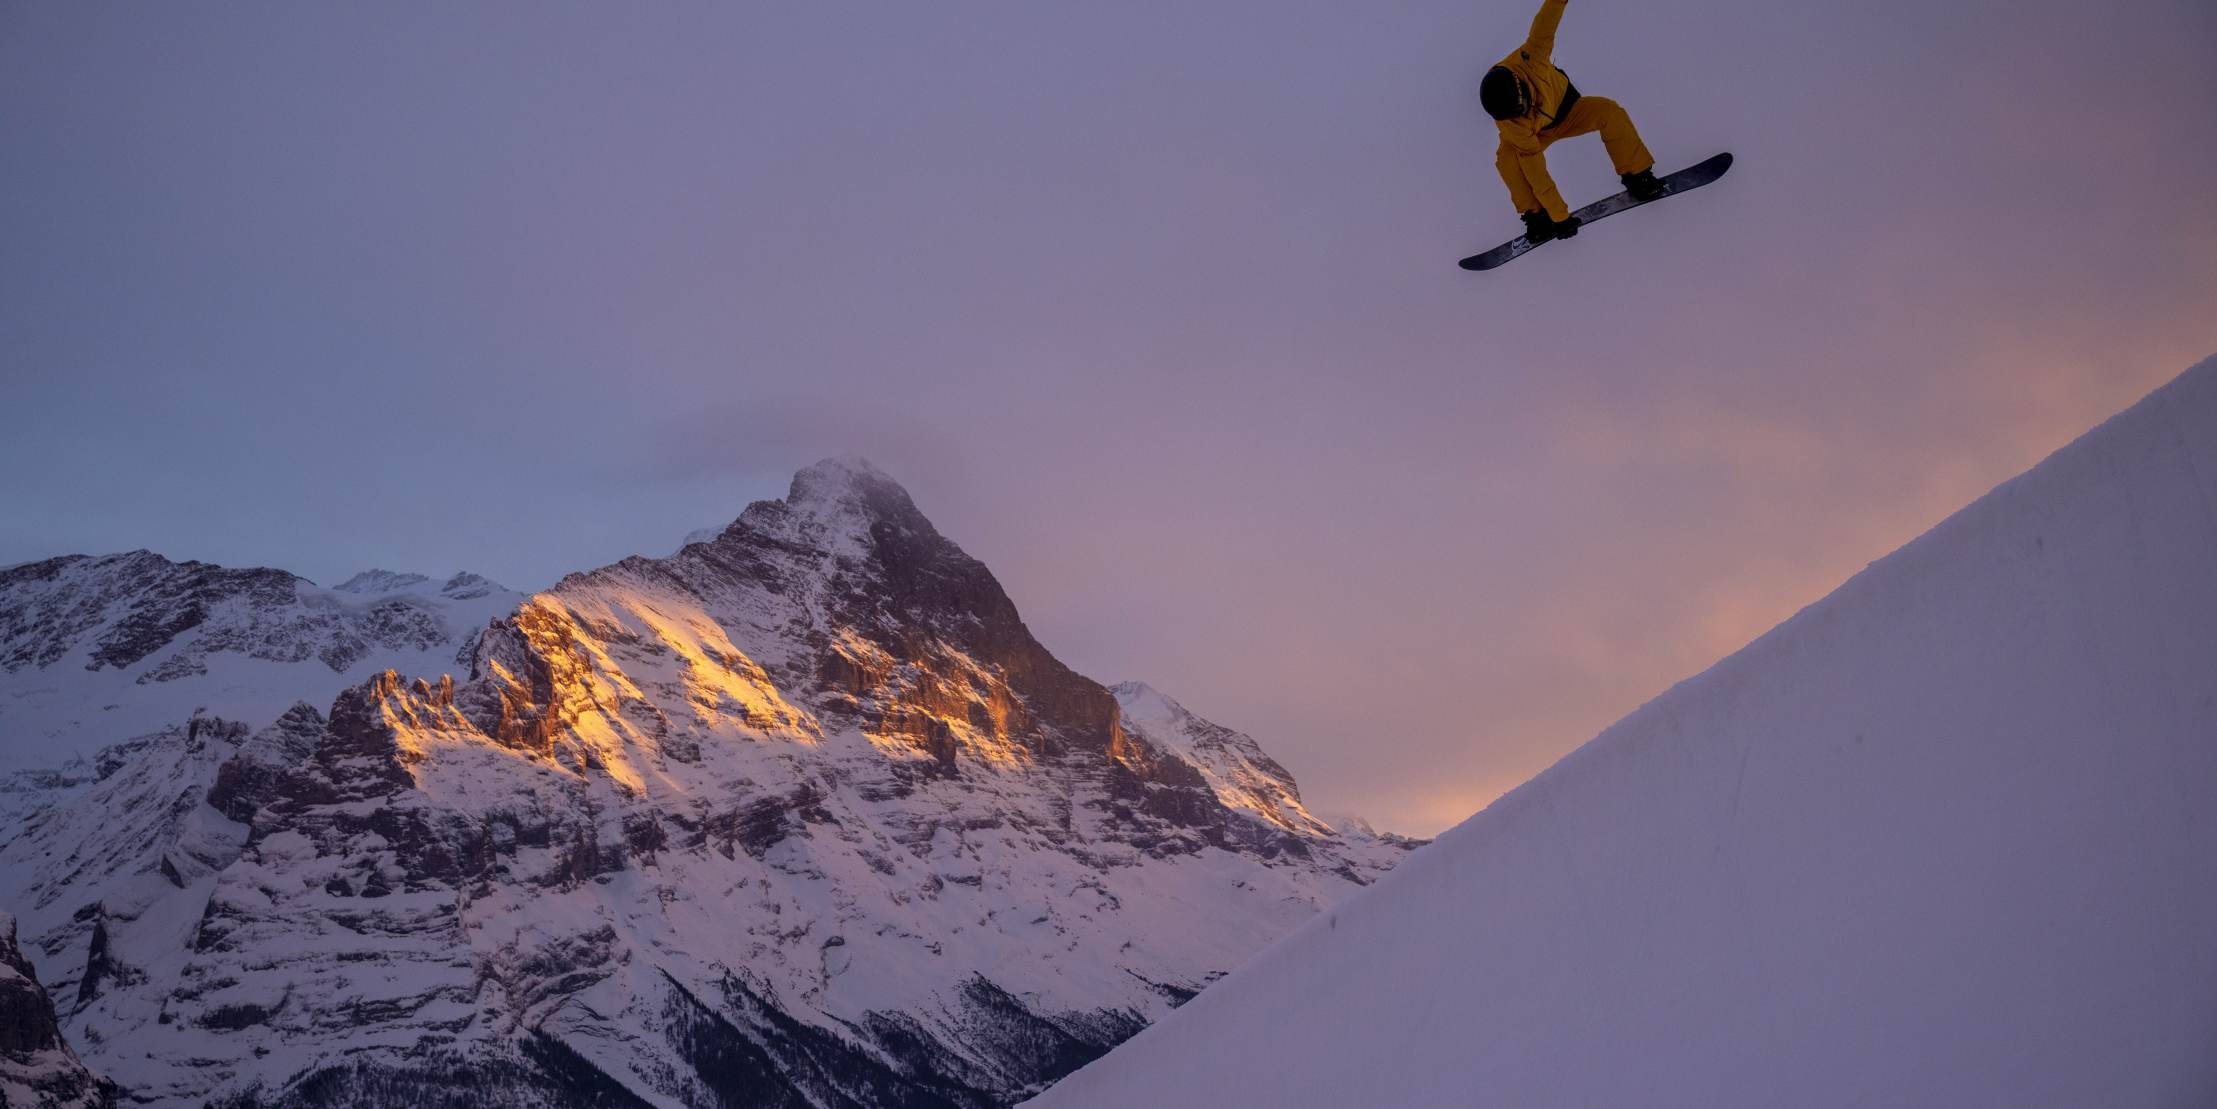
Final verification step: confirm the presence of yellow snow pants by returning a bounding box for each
[1495,96,1654,220]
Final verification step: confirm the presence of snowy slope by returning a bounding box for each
[0,459,1416,1107]
[1030,357,2217,1109]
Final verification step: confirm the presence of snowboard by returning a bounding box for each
[1458,152,1733,272]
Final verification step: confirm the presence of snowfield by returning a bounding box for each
[1029,356,2217,1108]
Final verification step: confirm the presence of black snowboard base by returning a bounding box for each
[1458,152,1734,272]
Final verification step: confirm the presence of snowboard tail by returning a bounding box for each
[1458,153,1733,272]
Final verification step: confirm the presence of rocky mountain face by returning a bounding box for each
[0,459,1418,1107]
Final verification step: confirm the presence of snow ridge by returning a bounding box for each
[1113,682,1348,840]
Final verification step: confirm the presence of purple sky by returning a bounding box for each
[5,1,2214,834]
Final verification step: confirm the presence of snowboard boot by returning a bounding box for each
[1620,167,1668,202]
[1521,210,1582,243]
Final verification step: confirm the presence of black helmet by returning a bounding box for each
[1480,66,1528,121]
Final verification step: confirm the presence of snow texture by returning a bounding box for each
[1030,356,2217,1108]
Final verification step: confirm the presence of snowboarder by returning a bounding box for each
[1481,0,1665,245]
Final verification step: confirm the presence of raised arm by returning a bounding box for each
[1524,0,1568,60]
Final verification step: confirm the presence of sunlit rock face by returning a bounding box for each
[0,458,1419,1108]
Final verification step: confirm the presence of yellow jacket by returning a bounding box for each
[1493,0,1580,216]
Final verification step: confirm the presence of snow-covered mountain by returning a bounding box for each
[0,458,1417,1107]
[1029,361,2217,1108]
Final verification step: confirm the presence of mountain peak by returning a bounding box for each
[706,457,940,564]
[1110,681,1190,729]
[786,456,926,530]
[331,569,507,601]
[788,455,899,500]
[1109,680,1328,836]
[333,570,433,595]
[436,572,504,600]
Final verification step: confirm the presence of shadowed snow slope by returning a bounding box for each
[1030,356,2217,1108]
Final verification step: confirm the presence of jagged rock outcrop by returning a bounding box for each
[0,458,1418,1107]
[0,913,112,1109]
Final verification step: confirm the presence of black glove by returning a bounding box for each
[1521,211,1582,243]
